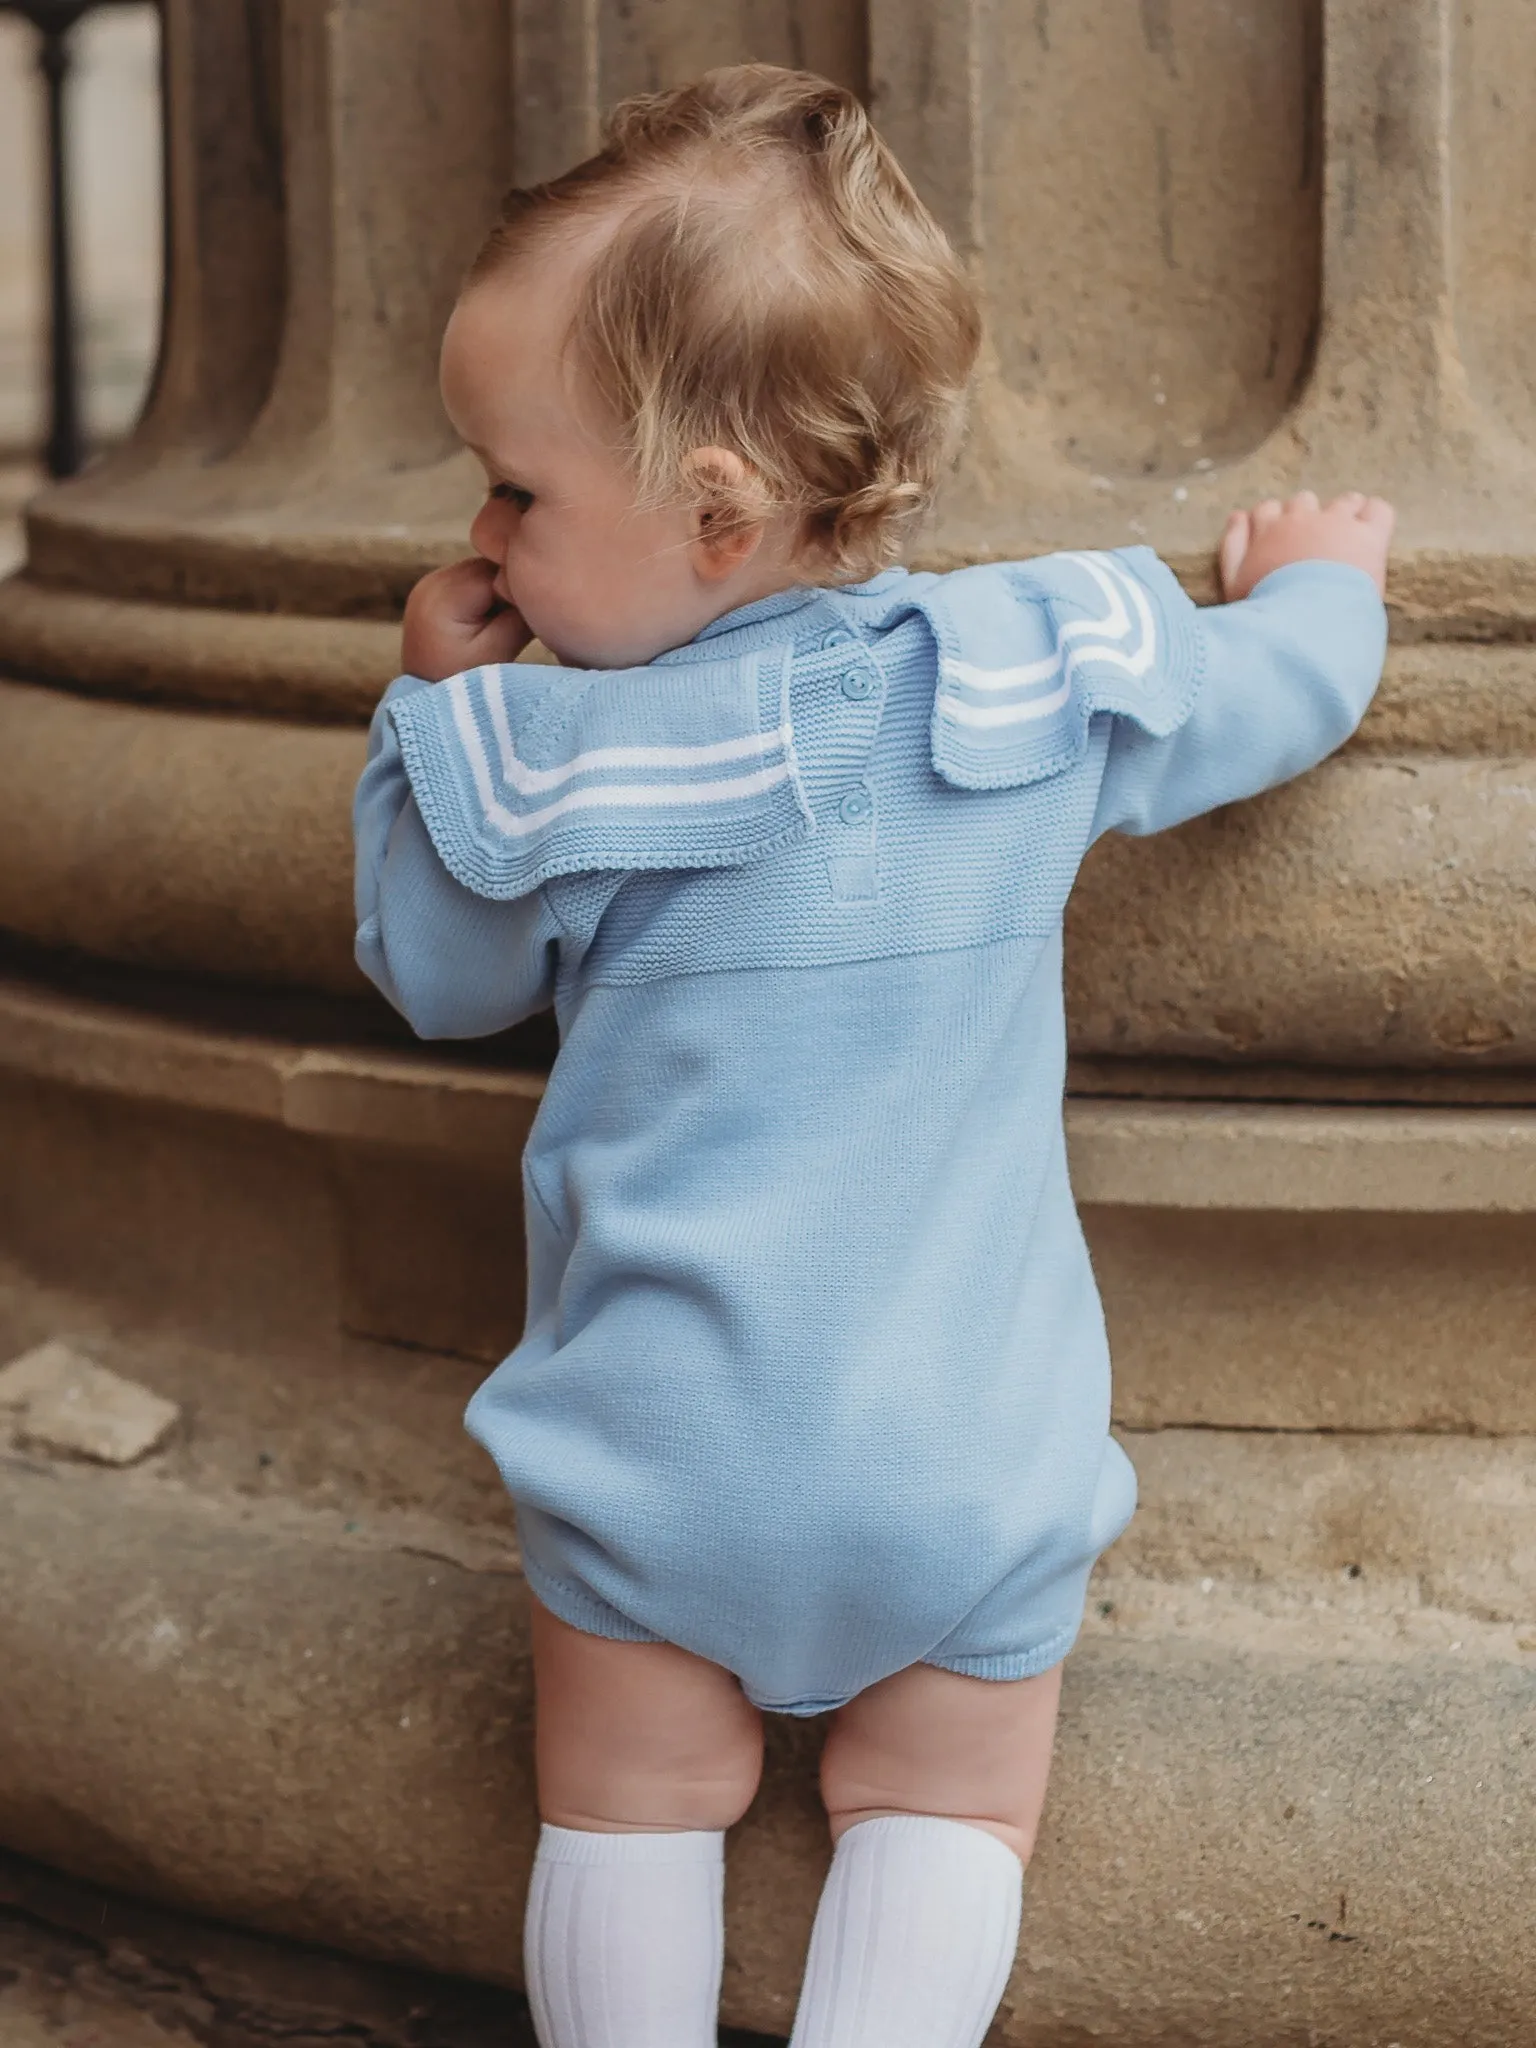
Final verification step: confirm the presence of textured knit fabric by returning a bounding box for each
[787,1817,1023,2048]
[523,1825,724,2048]
[354,552,1387,1712]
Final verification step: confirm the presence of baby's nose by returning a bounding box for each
[469,500,508,562]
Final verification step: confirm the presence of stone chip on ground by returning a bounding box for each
[0,1341,180,1465]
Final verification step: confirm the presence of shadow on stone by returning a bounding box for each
[0,1847,784,2046]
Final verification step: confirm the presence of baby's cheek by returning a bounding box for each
[571,545,652,636]
[508,560,607,666]
[504,547,563,626]
[517,523,699,667]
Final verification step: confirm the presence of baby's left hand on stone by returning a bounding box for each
[1219,491,1395,603]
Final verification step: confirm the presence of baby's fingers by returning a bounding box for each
[474,602,534,666]
[434,555,505,625]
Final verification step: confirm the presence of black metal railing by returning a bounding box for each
[2,0,157,478]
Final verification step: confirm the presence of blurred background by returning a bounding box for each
[0,1,161,570]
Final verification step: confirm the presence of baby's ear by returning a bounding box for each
[685,447,766,581]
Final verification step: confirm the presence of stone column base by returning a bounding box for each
[0,960,1532,2045]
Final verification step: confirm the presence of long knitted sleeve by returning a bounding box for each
[353,676,561,1038]
[1091,559,1387,840]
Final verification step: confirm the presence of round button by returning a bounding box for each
[820,627,855,650]
[840,669,876,701]
[838,788,873,825]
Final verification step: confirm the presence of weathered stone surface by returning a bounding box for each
[0,680,361,994]
[0,1448,1529,2045]
[922,0,1536,596]
[0,1340,80,1413]
[3,0,1536,1068]
[0,1015,1529,2038]
[0,1845,772,2046]
[5,673,1536,1063]
[3,984,1534,1430]
[1070,1100,1536,1212]
[0,1468,537,1986]
[1115,1430,1536,1631]
[1097,1206,1536,1434]
[0,1847,542,2048]
[0,576,399,721]
[1068,752,1536,1067]
[0,1341,180,1466]
[0,1981,198,2048]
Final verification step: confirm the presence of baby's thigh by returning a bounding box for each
[820,1660,1064,1864]
[530,1597,764,1832]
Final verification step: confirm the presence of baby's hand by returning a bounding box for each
[401,558,533,681]
[1218,491,1395,603]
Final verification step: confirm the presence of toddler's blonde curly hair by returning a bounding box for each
[466,64,981,583]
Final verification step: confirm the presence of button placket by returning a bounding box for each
[815,617,882,905]
[828,767,878,903]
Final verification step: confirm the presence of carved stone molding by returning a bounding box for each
[1,0,1530,1072]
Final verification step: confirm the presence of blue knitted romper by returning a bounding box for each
[354,551,1386,1714]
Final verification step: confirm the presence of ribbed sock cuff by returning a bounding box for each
[535,1823,725,1868]
[835,1813,1022,1871]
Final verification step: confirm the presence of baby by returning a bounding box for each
[354,64,1393,2048]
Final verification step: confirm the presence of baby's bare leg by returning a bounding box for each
[523,1600,763,2048]
[531,1597,764,1830]
[821,1657,1063,1860]
[787,1662,1063,2048]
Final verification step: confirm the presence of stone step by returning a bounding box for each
[1113,1427,1536,1631]
[1,974,1531,2040]
[0,1422,1530,2047]
[0,1842,787,2047]
[3,971,1535,1440]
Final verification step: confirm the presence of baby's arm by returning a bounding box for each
[354,677,560,1038]
[1092,491,1394,840]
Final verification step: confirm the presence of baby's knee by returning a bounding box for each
[818,1662,1062,1865]
[543,1763,761,1835]
[541,1710,764,1834]
[663,1720,765,1831]
[819,1751,1040,1864]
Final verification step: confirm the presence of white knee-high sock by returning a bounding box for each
[788,1815,1023,2048]
[524,1824,725,2048]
